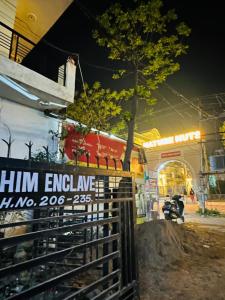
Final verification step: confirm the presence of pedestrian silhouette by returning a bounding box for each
[190,188,195,203]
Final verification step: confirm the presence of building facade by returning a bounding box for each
[0,1,76,159]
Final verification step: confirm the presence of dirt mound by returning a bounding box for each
[136,220,225,300]
[136,220,185,270]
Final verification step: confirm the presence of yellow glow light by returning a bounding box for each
[143,130,201,148]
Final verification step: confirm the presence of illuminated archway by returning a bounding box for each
[157,159,194,197]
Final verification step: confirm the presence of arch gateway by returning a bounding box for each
[143,131,202,197]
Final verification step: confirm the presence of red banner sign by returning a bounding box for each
[63,125,144,176]
[161,151,181,158]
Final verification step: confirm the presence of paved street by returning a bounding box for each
[158,200,225,230]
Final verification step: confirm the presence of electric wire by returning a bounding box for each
[2,0,224,126]
[77,56,87,97]
[80,59,120,73]
[153,91,185,120]
[75,0,97,24]
[164,83,215,119]
[196,92,225,100]
[41,39,78,57]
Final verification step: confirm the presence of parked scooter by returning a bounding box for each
[162,195,184,222]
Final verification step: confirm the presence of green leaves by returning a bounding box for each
[112,69,126,79]
[92,0,190,164]
[66,82,122,132]
[176,22,191,37]
[67,0,192,161]
[93,0,190,66]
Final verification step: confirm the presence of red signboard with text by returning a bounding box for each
[63,124,144,177]
[161,151,181,158]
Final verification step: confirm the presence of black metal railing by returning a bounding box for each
[0,135,130,171]
[0,139,138,300]
[0,21,35,63]
[0,22,68,86]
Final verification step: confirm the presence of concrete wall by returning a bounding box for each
[145,142,201,191]
[0,55,75,104]
[0,97,59,159]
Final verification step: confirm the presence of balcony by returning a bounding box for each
[0,21,35,63]
[0,21,76,110]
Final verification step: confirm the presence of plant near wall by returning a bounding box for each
[60,122,96,162]
[196,208,221,216]
[93,0,190,170]
[31,149,57,163]
[65,81,130,164]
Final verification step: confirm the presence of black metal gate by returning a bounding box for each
[0,158,138,300]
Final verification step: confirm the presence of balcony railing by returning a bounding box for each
[0,21,36,63]
[0,22,74,90]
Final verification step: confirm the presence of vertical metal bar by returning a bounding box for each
[126,200,132,283]
[120,159,123,170]
[73,151,78,165]
[7,141,11,158]
[123,199,128,286]
[45,208,50,255]
[25,141,33,160]
[131,174,138,282]
[2,137,13,158]
[9,32,14,59]
[103,181,110,279]
[96,155,100,168]
[90,202,93,262]
[63,63,66,86]
[105,156,109,170]
[32,208,40,258]
[57,207,64,253]
[113,158,117,170]
[125,177,133,283]
[83,204,88,265]
[96,223,99,260]
[86,152,90,167]
[96,175,100,259]
[112,187,119,284]
[58,207,64,227]
[14,35,19,61]
[43,146,49,162]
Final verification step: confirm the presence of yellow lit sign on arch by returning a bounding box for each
[143,130,201,148]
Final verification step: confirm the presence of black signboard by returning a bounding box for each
[0,158,96,210]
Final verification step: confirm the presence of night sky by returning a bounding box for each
[25,0,225,135]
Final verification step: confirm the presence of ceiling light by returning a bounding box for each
[39,101,67,108]
[48,101,67,108]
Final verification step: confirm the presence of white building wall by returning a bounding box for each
[0,97,59,159]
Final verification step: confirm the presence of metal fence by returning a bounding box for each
[0,145,138,300]
[0,22,67,86]
[0,21,35,63]
[0,135,130,171]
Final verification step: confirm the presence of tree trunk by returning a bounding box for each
[123,94,138,171]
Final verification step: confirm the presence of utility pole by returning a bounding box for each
[198,100,206,214]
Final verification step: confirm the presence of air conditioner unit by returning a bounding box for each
[209,155,225,171]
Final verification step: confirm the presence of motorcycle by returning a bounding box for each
[162,195,184,222]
